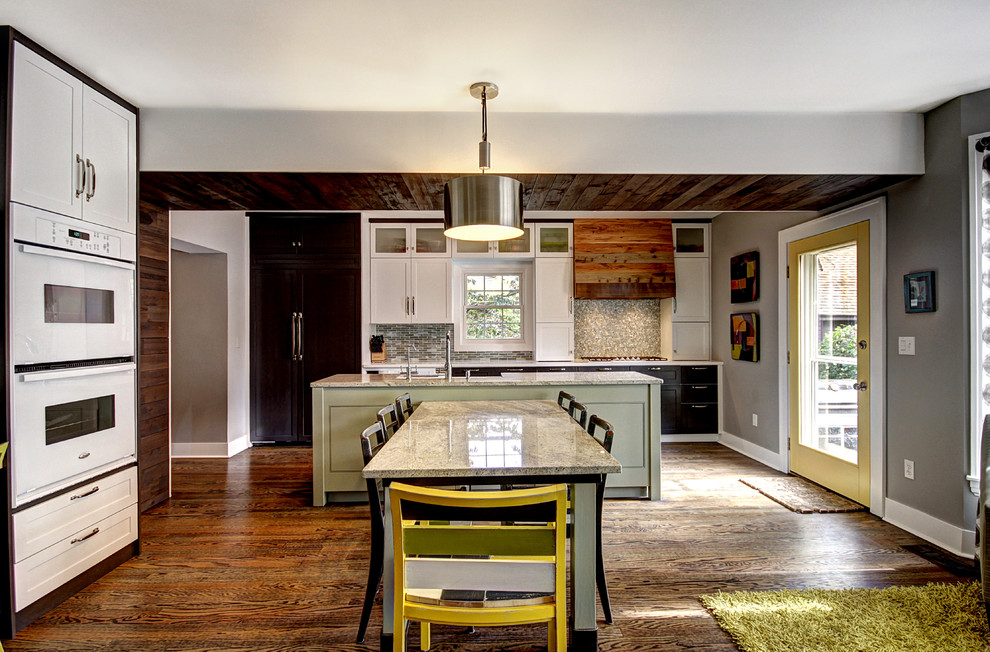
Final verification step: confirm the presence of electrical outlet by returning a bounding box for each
[752,413,758,427]
[904,459,915,480]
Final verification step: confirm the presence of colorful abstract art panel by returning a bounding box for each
[731,312,759,362]
[730,251,759,303]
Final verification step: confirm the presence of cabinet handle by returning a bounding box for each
[690,367,707,370]
[596,367,614,371]
[70,528,100,545]
[291,313,298,361]
[75,154,85,197]
[648,366,664,371]
[569,297,573,315]
[85,159,96,201]
[297,312,303,361]
[78,452,91,459]
[70,486,100,501]
[692,386,707,389]
[411,296,416,315]
[405,297,410,316]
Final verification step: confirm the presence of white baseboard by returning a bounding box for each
[173,434,251,459]
[719,431,787,472]
[883,498,976,559]
[661,433,720,443]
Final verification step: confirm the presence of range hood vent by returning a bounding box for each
[573,219,676,299]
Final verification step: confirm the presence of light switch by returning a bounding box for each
[898,336,915,355]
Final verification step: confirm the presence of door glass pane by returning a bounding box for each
[46,395,115,445]
[374,227,407,254]
[538,227,569,253]
[455,239,490,254]
[497,227,531,254]
[45,284,114,323]
[804,244,858,463]
[675,227,705,253]
[414,227,447,254]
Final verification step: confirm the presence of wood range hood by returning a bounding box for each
[573,219,676,299]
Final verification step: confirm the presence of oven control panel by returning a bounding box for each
[35,218,121,259]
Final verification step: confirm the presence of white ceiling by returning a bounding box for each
[2,0,989,115]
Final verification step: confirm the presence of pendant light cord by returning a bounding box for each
[481,86,488,144]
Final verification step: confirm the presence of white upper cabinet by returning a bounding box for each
[535,223,573,257]
[452,226,534,258]
[370,223,450,258]
[671,257,711,322]
[535,258,573,322]
[10,43,137,234]
[672,223,709,257]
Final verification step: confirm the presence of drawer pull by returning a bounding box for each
[690,366,707,370]
[648,367,664,371]
[596,367,613,371]
[690,405,707,409]
[78,452,91,459]
[692,386,707,389]
[70,528,100,545]
[70,486,100,501]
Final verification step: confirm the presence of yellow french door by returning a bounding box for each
[788,221,870,506]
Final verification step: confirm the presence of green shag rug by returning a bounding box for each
[700,582,990,652]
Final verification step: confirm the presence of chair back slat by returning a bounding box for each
[568,399,589,429]
[377,403,402,441]
[360,421,388,530]
[557,390,575,409]
[405,558,556,593]
[404,525,556,557]
[587,415,615,453]
[395,393,414,426]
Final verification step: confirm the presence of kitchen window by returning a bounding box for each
[453,263,533,352]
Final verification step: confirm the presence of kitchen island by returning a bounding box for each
[311,371,661,505]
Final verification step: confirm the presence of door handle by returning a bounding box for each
[85,158,96,201]
[291,312,298,361]
[75,154,85,197]
[853,381,868,391]
[411,296,416,316]
[405,297,410,316]
[297,312,303,361]
[19,362,135,382]
[18,243,135,270]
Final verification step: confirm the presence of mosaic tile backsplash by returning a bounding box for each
[573,299,662,358]
[372,299,661,363]
[371,323,533,363]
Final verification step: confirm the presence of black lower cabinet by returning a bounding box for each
[250,214,360,444]
[642,364,718,434]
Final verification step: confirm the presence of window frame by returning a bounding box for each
[452,262,533,352]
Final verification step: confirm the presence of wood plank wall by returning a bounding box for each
[138,201,170,511]
[574,219,676,299]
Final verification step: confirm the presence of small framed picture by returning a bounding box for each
[904,271,935,313]
[730,312,759,362]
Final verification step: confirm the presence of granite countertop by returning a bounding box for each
[312,370,662,388]
[362,399,621,479]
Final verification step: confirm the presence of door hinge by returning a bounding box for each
[787,351,790,364]
[786,265,790,278]
[788,438,791,450]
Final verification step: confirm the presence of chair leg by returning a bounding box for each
[356,545,384,643]
[596,490,613,624]
[420,621,430,650]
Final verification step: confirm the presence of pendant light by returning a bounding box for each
[443,82,525,241]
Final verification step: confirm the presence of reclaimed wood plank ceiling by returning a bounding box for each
[139,171,911,213]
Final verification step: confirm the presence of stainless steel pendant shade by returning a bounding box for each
[443,82,525,241]
[443,175,524,241]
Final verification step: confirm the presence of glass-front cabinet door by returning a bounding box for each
[494,226,533,257]
[370,224,410,257]
[673,224,709,256]
[535,223,573,257]
[452,239,492,257]
[412,225,449,256]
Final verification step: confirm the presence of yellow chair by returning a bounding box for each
[389,482,568,651]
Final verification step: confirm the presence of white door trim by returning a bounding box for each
[777,197,886,516]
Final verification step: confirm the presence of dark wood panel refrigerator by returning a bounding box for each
[249,213,361,444]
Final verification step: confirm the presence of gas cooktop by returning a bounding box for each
[581,356,667,362]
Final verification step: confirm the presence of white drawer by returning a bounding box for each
[14,503,137,611]
[13,466,137,563]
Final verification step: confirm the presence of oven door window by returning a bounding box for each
[44,284,114,323]
[46,395,116,445]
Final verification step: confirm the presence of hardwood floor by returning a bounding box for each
[4,444,969,651]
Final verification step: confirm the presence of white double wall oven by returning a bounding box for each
[9,202,137,507]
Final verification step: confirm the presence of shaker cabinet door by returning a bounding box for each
[250,268,298,442]
[10,42,83,219]
[370,260,411,323]
[80,86,137,234]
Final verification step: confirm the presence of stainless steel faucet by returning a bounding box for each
[405,347,412,381]
[444,331,453,382]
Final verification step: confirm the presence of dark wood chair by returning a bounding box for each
[357,420,388,643]
[568,399,589,430]
[395,393,414,426]
[377,403,401,441]
[557,390,575,410]
[587,414,615,623]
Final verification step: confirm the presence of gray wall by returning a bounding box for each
[885,88,990,529]
[711,212,816,453]
[171,251,228,445]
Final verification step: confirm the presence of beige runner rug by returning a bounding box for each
[739,475,865,513]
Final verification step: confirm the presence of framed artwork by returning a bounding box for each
[731,312,759,362]
[904,271,935,313]
[730,251,759,303]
